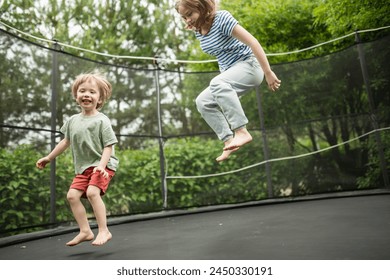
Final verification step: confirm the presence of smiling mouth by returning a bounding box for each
[81,99,92,103]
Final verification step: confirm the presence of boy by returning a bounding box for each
[36,71,119,246]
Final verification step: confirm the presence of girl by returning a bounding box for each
[175,0,281,161]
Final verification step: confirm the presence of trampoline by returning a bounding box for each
[0,191,389,260]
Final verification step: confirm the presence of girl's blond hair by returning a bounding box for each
[71,70,112,110]
[175,0,216,31]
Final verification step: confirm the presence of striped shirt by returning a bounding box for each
[195,10,252,72]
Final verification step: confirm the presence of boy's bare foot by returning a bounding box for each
[223,128,252,151]
[92,231,112,246]
[66,231,94,246]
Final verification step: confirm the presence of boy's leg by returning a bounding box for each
[86,185,112,246]
[66,189,94,246]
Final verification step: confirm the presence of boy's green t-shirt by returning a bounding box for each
[60,112,119,174]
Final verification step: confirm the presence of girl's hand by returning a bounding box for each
[36,157,50,169]
[93,166,109,179]
[265,71,281,92]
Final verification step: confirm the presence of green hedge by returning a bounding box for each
[1,131,387,237]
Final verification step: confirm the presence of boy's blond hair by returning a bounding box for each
[71,71,112,110]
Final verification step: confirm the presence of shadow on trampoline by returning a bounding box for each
[66,251,116,259]
[0,190,389,260]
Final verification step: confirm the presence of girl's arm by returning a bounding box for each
[93,145,113,178]
[232,24,281,91]
[36,138,70,169]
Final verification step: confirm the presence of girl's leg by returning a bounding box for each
[66,189,94,246]
[86,185,112,246]
[196,88,238,161]
[197,57,264,159]
[211,58,263,151]
[196,87,234,142]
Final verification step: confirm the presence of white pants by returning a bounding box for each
[196,56,264,142]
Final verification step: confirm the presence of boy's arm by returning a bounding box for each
[36,138,70,169]
[93,145,113,178]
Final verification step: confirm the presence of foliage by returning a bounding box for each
[164,137,269,207]
[0,146,51,233]
[107,144,163,214]
[3,125,388,236]
[357,132,390,189]
[221,0,330,64]
[180,0,390,68]
[313,0,390,37]
[0,0,190,65]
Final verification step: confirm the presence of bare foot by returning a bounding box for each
[216,138,239,162]
[216,147,239,162]
[92,231,112,246]
[223,128,252,151]
[66,231,94,246]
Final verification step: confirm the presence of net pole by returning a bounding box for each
[256,86,273,197]
[355,32,389,188]
[49,41,59,224]
[153,57,168,208]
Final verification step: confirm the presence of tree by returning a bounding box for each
[313,0,390,37]
[1,0,389,187]
[0,0,196,148]
[221,0,330,63]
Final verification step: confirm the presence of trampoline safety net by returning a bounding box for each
[0,28,389,236]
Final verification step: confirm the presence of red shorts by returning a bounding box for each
[70,166,115,198]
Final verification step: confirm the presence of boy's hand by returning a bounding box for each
[36,157,50,169]
[93,166,109,178]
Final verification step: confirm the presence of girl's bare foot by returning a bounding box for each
[216,138,239,162]
[92,231,112,246]
[216,147,239,162]
[224,128,252,151]
[66,231,94,246]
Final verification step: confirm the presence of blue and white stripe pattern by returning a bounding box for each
[195,10,252,72]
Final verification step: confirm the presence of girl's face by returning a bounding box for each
[177,5,200,29]
[75,80,102,115]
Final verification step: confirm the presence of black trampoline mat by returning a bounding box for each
[1,194,389,260]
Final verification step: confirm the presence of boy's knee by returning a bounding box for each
[86,187,101,200]
[66,191,78,202]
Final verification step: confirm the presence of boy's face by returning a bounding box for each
[75,80,102,114]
